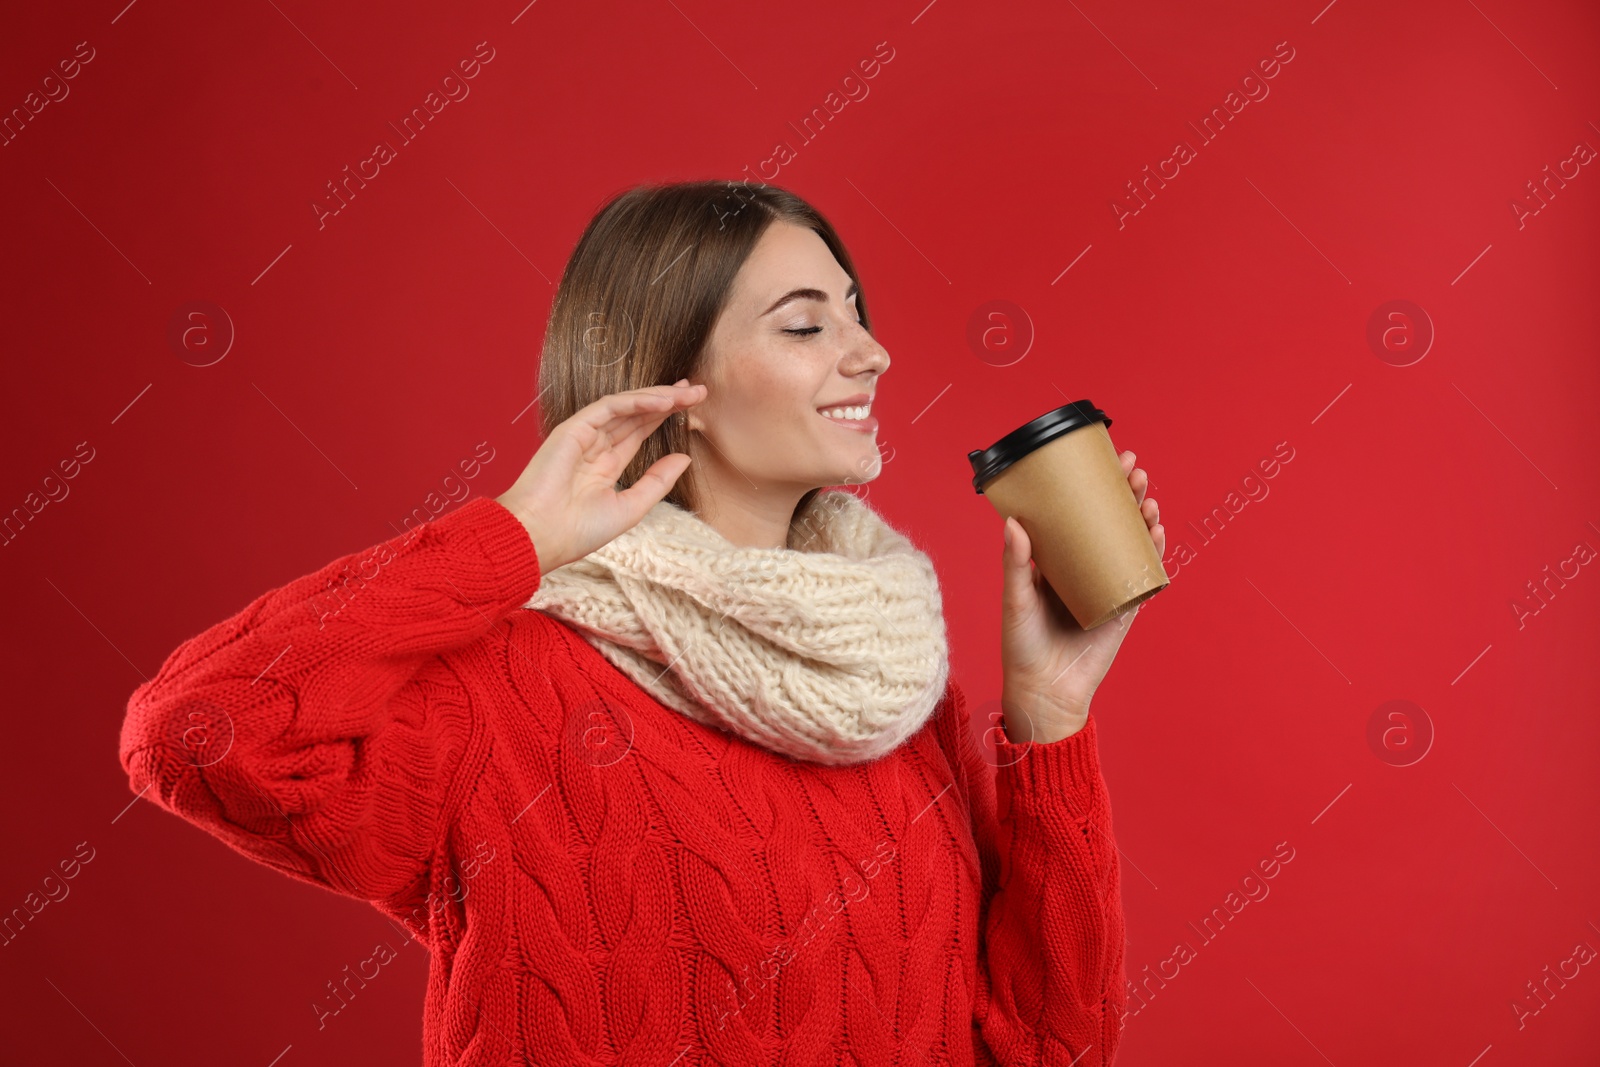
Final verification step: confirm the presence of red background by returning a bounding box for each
[3,0,1598,1063]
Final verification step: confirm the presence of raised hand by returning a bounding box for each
[495,379,706,575]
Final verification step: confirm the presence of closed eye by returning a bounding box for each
[785,315,864,338]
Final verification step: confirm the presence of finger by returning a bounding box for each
[581,383,699,429]
[1002,517,1037,608]
[572,395,671,462]
[1005,515,1032,566]
[581,387,673,427]
[1141,496,1159,527]
[587,410,668,470]
[1152,522,1166,557]
[578,385,703,464]
[600,387,700,454]
[591,384,704,442]
[614,452,692,523]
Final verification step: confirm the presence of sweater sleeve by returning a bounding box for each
[939,681,1129,1065]
[117,496,542,906]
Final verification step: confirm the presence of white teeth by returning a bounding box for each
[822,405,869,420]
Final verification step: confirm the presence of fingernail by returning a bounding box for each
[1003,521,1012,549]
[675,378,688,386]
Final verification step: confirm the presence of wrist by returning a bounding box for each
[1000,686,1090,745]
[494,495,556,576]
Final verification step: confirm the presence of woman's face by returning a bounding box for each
[687,220,891,494]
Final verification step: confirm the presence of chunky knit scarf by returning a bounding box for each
[524,490,950,766]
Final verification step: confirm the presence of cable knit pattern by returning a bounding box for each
[526,489,949,765]
[118,496,1127,1065]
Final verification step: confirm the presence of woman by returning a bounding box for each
[119,180,1164,1065]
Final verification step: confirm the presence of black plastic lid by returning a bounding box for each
[967,400,1112,493]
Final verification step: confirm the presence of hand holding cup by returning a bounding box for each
[999,448,1164,742]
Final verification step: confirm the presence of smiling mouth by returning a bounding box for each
[817,404,878,431]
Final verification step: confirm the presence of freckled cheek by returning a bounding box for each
[716,370,820,446]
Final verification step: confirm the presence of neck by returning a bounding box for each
[688,461,810,550]
[693,485,810,549]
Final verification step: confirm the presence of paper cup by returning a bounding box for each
[968,400,1169,630]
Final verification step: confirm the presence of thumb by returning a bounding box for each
[617,452,691,523]
[1002,517,1036,605]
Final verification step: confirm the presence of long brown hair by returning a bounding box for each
[536,180,873,529]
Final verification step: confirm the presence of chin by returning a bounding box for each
[830,449,883,488]
[798,433,884,489]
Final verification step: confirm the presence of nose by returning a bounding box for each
[841,320,890,380]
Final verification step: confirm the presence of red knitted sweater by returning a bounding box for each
[119,496,1128,1065]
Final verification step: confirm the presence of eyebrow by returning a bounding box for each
[761,279,860,317]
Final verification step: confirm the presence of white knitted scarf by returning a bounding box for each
[524,489,950,766]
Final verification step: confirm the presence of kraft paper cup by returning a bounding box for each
[968,400,1169,630]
